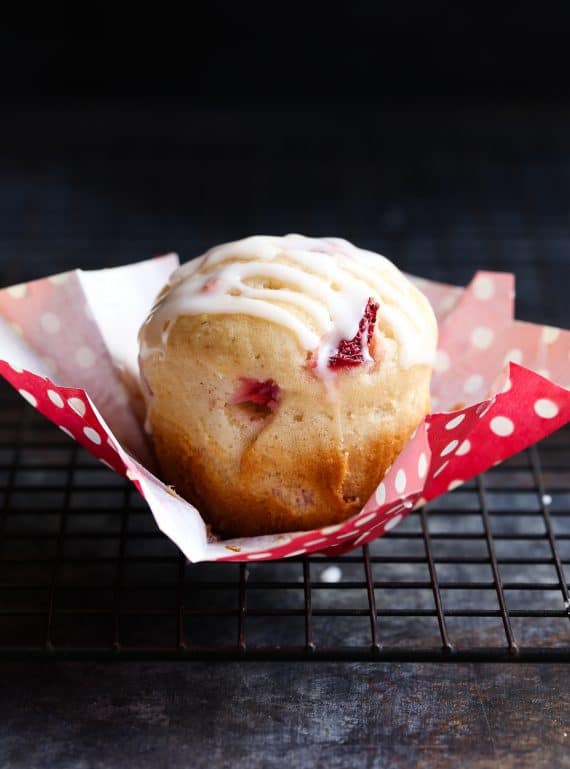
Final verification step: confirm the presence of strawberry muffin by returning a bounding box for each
[138,234,437,537]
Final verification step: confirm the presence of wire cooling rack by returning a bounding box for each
[0,380,568,662]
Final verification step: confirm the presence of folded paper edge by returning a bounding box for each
[1,264,569,563]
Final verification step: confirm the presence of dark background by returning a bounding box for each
[0,6,569,326]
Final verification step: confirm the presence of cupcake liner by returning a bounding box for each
[0,256,568,562]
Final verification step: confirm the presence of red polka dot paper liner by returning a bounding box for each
[0,362,128,475]
[0,260,569,562]
[0,256,179,469]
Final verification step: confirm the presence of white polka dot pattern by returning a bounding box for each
[433,460,449,478]
[471,326,494,349]
[47,390,64,408]
[445,414,465,430]
[48,273,69,285]
[503,348,523,365]
[337,531,357,540]
[490,416,514,437]
[384,514,403,531]
[75,347,96,368]
[0,261,568,565]
[438,293,458,313]
[83,426,101,444]
[418,452,428,479]
[375,482,386,506]
[435,350,450,372]
[40,312,61,334]
[395,469,407,494]
[441,440,459,457]
[534,398,558,419]
[321,524,342,535]
[541,326,560,345]
[464,374,484,394]
[18,389,37,407]
[7,284,27,299]
[68,397,86,416]
[456,439,471,456]
[473,276,494,300]
[355,512,377,527]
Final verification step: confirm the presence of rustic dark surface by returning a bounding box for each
[0,662,568,769]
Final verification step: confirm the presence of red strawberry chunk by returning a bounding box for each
[328,297,379,369]
[231,377,281,411]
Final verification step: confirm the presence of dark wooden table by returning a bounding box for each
[0,662,568,768]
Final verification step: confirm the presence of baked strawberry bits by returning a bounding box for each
[138,235,437,536]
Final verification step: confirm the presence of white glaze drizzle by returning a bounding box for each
[139,234,437,376]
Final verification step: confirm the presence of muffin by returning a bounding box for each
[138,234,437,537]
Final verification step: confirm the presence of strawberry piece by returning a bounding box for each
[328,297,379,369]
[231,377,281,411]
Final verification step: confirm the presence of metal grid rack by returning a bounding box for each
[0,380,568,662]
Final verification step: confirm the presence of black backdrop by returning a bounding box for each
[0,7,569,325]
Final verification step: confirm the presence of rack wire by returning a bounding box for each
[0,380,568,661]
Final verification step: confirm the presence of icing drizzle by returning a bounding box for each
[139,234,437,377]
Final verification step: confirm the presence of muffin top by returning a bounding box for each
[139,234,437,378]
